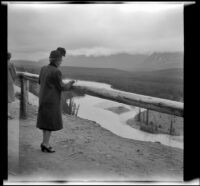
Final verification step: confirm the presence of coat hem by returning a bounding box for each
[36,126,63,131]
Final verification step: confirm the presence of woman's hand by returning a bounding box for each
[62,80,76,91]
[69,80,76,86]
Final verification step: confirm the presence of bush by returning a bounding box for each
[140,123,158,134]
[62,92,80,116]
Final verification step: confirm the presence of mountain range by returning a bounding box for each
[12,52,183,72]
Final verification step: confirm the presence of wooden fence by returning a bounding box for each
[17,71,184,119]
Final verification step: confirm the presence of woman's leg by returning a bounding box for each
[42,130,52,147]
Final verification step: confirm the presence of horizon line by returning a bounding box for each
[10,50,184,62]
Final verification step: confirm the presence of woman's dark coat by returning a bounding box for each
[8,62,17,103]
[36,64,72,131]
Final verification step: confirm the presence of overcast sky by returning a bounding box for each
[8,3,183,61]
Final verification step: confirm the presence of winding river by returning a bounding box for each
[63,79,184,150]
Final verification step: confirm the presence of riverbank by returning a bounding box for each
[126,109,183,136]
[8,88,183,182]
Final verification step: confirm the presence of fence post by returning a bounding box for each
[138,108,141,122]
[146,109,149,125]
[20,75,29,119]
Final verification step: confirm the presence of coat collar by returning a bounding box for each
[49,63,57,68]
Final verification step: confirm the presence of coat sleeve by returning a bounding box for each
[54,70,72,91]
[10,63,17,81]
[38,67,43,85]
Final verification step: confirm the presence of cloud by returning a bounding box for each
[8,3,183,60]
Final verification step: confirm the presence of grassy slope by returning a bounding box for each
[15,65,183,102]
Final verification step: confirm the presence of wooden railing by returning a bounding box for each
[17,71,184,119]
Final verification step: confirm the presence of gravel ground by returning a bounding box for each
[7,95,183,183]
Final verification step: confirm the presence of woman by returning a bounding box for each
[8,52,17,119]
[36,50,75,153]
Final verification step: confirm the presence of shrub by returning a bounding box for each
[62,93,80,116]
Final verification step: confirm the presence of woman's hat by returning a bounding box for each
[56,47,66,57]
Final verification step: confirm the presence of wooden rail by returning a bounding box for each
[16,71,184,119]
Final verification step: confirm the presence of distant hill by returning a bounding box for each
[12,52,183,72]
[132,68,183,81]
[137,52,183,71]
[37,53,148,71]
[36,52,183,72]
[12,60,39,67]
[14,63,183,101]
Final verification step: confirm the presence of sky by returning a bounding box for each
[8,3,184,61]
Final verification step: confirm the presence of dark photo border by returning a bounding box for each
[1,1,200,184]
[184,1,200,182]
[1,2,8,183]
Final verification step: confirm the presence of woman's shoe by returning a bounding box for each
[40,143,55,153]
